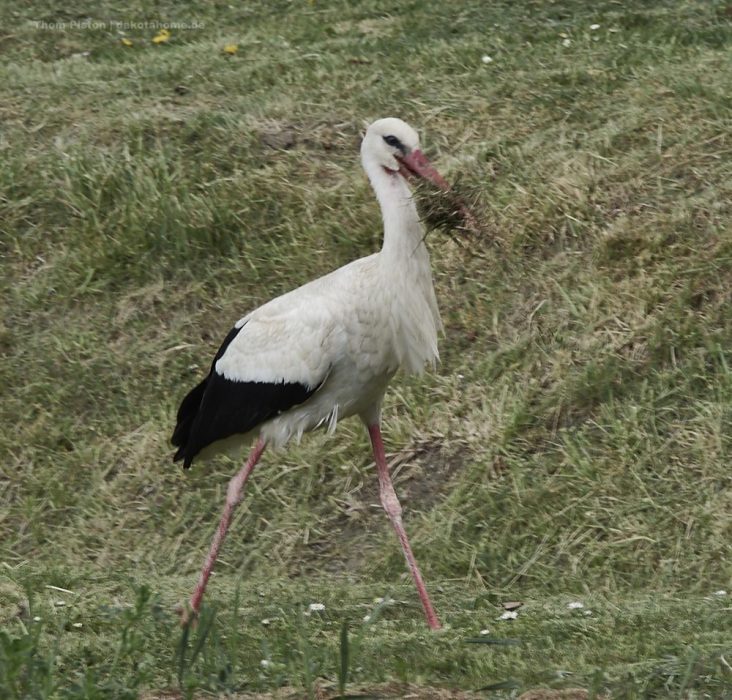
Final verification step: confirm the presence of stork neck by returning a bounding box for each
[363,156,442,372]
[364,160,427,263]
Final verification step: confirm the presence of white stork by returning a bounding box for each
[172,117,460,630]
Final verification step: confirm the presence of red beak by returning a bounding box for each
[397,149,451,192]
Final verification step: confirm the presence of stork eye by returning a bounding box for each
[383,135,405,152]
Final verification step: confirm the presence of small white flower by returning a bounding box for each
[583,610,593,616]
[260,659,271,669]
[33,616,42,622]
[562,38,571,47]
[54,600,66,607]
[373,597,384,604]
[72,622,83,628]
[498,610,518,620]
[307,602,325,613]
[261,618,270,626]
[481,55,493,64]
[363,614,371,622]
[480,628,491,635]
[713,590,727,596]
[567,601,584,609]
[590,24,600,30]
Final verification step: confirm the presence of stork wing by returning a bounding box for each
[216,302,335,387]
[172,300,337,468]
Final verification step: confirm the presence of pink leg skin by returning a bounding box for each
[368,424,442,630]
[184,437,266,623]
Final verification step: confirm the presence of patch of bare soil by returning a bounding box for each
[347,438,467,519]
[295,439,467,575]
[518,690,600,700]
[256,119,360,156]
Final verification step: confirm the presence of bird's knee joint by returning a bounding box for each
[381,491,402,519]
[226,477,243,506]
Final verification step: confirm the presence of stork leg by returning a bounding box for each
[367,424,441,630]
[184,437,267,622]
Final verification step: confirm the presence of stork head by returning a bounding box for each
[361,117,450,191]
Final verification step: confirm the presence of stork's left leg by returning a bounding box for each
[368,424,442,630]
[182,437,267,624]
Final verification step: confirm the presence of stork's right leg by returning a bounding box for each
[367,424,442,630]
[183,437,266,623]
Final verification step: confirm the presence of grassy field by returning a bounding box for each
[1,0,731,697]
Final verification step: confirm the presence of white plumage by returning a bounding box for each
[174,117,453,630]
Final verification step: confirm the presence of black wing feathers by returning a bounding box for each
[171,377,207,453]
[171,322,319,469]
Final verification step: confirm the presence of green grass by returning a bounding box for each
[1,0,731,697]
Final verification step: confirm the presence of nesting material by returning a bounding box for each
[412,178,484,239]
